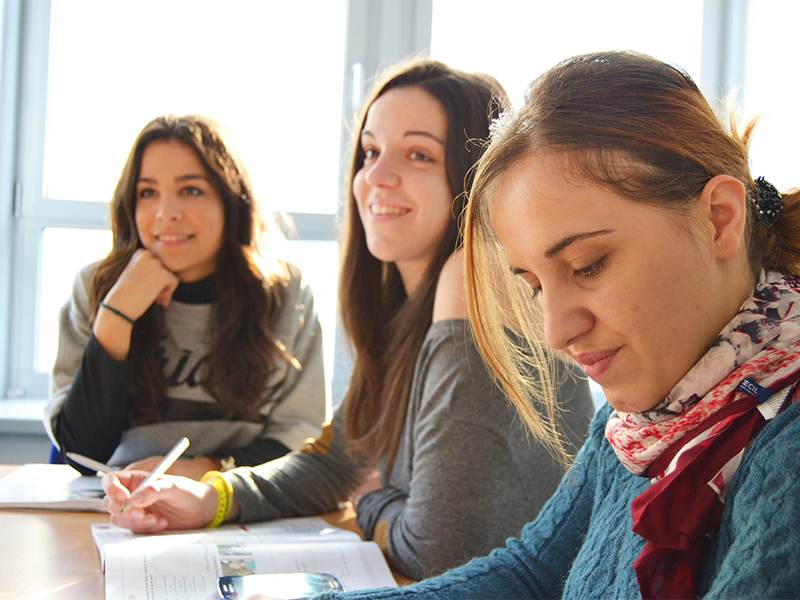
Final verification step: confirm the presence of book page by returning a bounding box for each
[105,539,397,599]
[0,464,105,511]
[92,517,361,569]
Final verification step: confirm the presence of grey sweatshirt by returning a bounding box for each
[45,260,327,470]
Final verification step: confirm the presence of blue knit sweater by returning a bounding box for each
[317,400,800,599]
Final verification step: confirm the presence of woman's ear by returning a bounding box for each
[699,175,748,260]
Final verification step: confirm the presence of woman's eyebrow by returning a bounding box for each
[404,130,445,145]
[136,174,209,185]
[360,129,445,146]
[544,229,614,258]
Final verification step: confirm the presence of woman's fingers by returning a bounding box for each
[102,470,139,502]
[102,471,216,532]
[109,510,170,534]
[101,469,163,511]
[155,275,180,307]
[106,249,180,319]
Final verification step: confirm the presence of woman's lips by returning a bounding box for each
[155,233,193,247]
[573,348,619,382]
[369,203,409,216]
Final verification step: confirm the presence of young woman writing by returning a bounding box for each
[46,115,326,481]
[101,59,595,581]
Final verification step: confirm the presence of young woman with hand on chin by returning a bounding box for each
[101,59,594,581]
[46,115,326,481]
[286,51,800,600]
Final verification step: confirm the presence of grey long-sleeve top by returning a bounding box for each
[227,319,595,580]
[45,260,326,471]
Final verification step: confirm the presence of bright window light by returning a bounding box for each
[431,0,703,109]
[44,0,347,214]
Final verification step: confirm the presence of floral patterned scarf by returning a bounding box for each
[605,270,800,599]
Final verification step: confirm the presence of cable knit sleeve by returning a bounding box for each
[313,406,609,599]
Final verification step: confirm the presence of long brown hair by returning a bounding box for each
[339,58,506,471]
[464,50,800,451]
[91,114,291,423]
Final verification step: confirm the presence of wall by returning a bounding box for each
[0,400,51,463]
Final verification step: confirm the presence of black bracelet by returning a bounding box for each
[98,301,136,326]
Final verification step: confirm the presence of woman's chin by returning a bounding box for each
[603,388,662,415]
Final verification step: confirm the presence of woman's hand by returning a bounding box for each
[102,469,219,533]
[105,248,181,317]
[125,455,223,481]
[93,249,180,360]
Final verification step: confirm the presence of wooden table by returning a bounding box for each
[0,465,410,599]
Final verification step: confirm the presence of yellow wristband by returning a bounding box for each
[201,470,234,528]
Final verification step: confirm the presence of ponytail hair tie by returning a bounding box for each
[754,176,783,228]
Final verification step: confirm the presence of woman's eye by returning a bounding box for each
[410,150,432,162]
[363,148,378,161]
[138,188,155,199]
[573,256,607,280]
[182,186,203,196]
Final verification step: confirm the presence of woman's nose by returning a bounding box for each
[363,154,400,188]
[541,286,593,351]
[155,194,182,221]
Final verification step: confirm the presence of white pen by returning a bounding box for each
[119,437,190,513]
[66,452,116,475]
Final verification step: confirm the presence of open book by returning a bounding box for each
[93,516,398,599]
[0,463,105,511]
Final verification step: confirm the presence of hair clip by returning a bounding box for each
[754,176,783,228]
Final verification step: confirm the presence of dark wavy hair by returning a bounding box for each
[91,114,291,423]
[339,58,507,472]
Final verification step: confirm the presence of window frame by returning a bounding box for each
[0,0,434,402]
[0,0,766,404]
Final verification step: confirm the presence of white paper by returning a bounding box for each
[0,463,105,511]
[92,516,361,568]
[104,539,397,599]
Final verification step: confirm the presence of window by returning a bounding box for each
[2,0,798,411]
[8,0,348,399]
[742,0,800,191]
[429,0,797,406]
[430,0,703,108]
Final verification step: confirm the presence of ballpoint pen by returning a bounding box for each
[65,452,116,475]
[119,437,190,513]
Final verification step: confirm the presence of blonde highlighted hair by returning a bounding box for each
[464,50,800,453]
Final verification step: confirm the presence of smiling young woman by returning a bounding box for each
[133,140,227,284]
[353,86,453,295]
[45,115,327,482]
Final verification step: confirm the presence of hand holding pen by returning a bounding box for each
[118,437,190,512]
[101,437,225,533]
